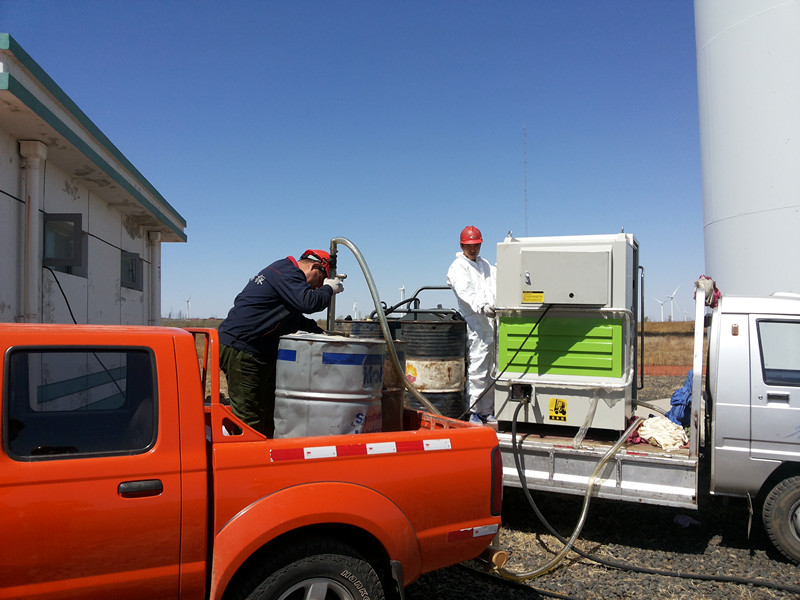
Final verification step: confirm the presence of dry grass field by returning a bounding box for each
[640,320,697,366]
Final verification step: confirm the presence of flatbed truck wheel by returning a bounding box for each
[762,475,800,564]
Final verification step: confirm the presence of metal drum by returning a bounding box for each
[273,333,385,438]
[396,316,467,419]
[335,319,406,431]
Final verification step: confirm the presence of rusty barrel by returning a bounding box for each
[395,316,466,419]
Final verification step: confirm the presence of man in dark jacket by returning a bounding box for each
[218,250,344,435]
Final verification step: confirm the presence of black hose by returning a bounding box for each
[458,305,552,420]
[507,397,800,595]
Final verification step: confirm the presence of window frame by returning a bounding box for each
[120,251,144,291]
[43,213,83,268]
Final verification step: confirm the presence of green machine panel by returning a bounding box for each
[498,316,623,379]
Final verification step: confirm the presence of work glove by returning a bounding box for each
[481,305,496,318]
[324,277,344,294]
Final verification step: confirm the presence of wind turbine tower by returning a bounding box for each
[666,285,680,321]
[653,297,666,322]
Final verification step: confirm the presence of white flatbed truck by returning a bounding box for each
[495,277,800,564]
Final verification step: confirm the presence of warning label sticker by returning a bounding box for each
[548,397,567,421]
[522,291,545,303]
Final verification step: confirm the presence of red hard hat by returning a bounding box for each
[460,226,483,245]
[300,249,331,276]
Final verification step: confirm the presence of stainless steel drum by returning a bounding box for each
[274,333,386,438]
[335,319,406,431]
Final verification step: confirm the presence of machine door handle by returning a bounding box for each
[118,479,163,498]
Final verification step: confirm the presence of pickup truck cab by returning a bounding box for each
[0,324,502,599]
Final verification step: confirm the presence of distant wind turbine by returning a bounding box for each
[186,294,193,320]
[653,297,666,322]
[666,285,680,321]
[399,284,406,302]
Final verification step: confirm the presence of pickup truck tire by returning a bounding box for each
[247,551,385,600]
[762,475,800,564]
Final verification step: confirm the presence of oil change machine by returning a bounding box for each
[493,233,640,432]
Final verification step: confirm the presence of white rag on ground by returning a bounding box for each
[638,415,688,451]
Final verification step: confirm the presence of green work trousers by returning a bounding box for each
[219,343,276,437]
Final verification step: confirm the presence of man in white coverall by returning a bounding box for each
[447,225,497,425]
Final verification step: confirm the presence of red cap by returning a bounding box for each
[300,249,331,276]
[460,226,483,245]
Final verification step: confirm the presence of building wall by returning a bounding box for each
[1,34,184,325]
[0,146,156,324]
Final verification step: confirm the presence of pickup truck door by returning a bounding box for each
[0,342,182,599]
[750,316,800,462]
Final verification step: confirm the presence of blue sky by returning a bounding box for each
[3,1,703,322]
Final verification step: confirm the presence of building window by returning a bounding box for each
[5,348,157,459]
[121,252,143,291]
[43,213,83,268]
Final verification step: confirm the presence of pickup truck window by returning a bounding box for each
[757,320,800,387]
[4,348,157,459]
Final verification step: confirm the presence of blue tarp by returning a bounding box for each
[665,369,692,427]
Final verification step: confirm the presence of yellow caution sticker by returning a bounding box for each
[549,397,567,421]
[522,291,545,303]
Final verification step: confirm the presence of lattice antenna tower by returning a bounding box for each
[523,123,528,236]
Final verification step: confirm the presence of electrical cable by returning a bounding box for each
[458,304,553,420]
[44,266,128,400]
[44,266,78,324]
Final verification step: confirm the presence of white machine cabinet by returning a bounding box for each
[493,233,639,431]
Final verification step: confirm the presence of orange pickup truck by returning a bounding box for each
[0,324,501,600]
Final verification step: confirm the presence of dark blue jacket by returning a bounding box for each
[218,256,332,359]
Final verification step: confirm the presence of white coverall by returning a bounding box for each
[447,252,497,417]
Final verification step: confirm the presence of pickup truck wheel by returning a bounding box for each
[762,475,800,564]
[248,553,385,600]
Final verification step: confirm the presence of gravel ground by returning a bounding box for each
[404,376,800,600]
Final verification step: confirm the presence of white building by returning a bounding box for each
[0,34,185,325]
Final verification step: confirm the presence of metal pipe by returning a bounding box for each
[638,265,645,391]
[148,231,162,325]
[476,545,509,571]
[327,237,441,415]
[19,140,47,323]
